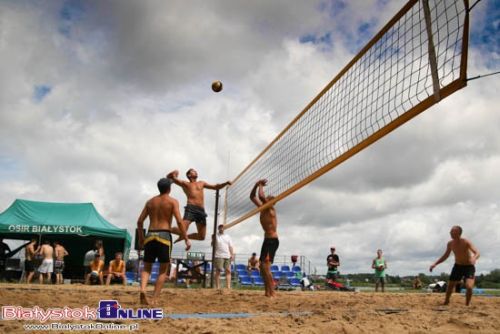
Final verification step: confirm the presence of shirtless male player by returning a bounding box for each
[167,168,231,242]
[430,225,480,306]
[37,240,54,284]
[25,237,39,284]
[137,178,190,305]
[54,241,69,284]
[250,179,279,298]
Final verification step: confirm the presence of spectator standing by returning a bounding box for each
[372,249,388,292]
[326,246,340,280]
[212,224,234,289]
[53,241,69,284]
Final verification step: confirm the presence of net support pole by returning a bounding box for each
[422,0,441,102]
[210,189,220,288]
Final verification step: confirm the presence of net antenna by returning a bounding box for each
[224,0,470,229]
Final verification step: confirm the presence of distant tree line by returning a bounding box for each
[334,269,500,288]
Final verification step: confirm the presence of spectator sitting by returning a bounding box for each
[247,252,260,272]
[413,276,422,289]
[86,254,104,285]
[106,252,126,286]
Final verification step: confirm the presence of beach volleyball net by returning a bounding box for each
[224,0,470,229]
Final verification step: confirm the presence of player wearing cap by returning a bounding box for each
[137,178,191,306]
[326,247,340,280]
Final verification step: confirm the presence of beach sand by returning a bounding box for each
[0,283,499,333]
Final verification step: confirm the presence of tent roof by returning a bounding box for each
[0,199,131,246]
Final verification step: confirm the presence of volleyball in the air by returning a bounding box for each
[212,80,223,92]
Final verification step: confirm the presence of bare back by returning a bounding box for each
[55,245,67,261]
[259,207,278,239]
[450,238,475,265]
[145,194,177,231]
[182,181,206,207]
[40,244,53,260]
[25,242,36,260]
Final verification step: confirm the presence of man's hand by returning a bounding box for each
[185,239,191,251]
[138,237,144,251]
[167,170,179,178]
[256,179,267,186]
[429,264,436,272]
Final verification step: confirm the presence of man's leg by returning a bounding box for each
[39,273,43,284]
[27,271,34,284]
[151,263,169,306]
[381,278,385,292]
[173,220,192,243]
[375,281,379,292]
[140,262,152,305]
[122,274,127,286]
[225,267,232,289]
[261,259,273,297]
[444,281,457,305]
[188,222,206,241]
[215,269,221,289]
[106,273,112,286]
[465,278,475,306]
[99,273,104,285]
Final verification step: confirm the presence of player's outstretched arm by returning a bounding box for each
[467,239,480,264]
[257,179,268,203]
[430,242,452,272]
[250,181,262,207]
[166,170,186,187]
[136,205,148,250]
[204,180,232,190]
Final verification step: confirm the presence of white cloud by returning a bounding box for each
[0,0,498,277]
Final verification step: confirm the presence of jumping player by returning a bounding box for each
[167,169,231,242]
[137,178,190,306]
[430,225,480,306]
[250,179,279,298]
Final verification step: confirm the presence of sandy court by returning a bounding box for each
[0,283,499,333]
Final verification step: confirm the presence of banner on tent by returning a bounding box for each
[7,224,83,234]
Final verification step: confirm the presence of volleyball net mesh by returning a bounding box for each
[224,0,469,229]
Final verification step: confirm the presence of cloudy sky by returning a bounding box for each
[0,0,498,276]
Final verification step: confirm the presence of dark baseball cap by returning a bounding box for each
[157,178,173,193]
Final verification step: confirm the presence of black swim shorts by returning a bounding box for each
[259,238,279,263]
[25,260,35,272]
[183,204,207,225]
[450,264,475,281]
[144,230,172,264]
[54,260,64,274]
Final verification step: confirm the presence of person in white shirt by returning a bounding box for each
[212,224,234,289]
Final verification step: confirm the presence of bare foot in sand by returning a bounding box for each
[140,292,150,305]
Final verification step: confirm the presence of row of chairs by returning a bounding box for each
[234,264,302,273]
[239,276,302,287]
[236,269,299,279]
[138,262,302,274]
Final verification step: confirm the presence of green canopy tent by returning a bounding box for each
[0,199,131,279]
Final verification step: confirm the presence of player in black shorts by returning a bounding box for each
[430,225,480,306]
[137,178,190,306]
[143,230,172,264]
[259,238,279,264]
[251,179,279,298]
